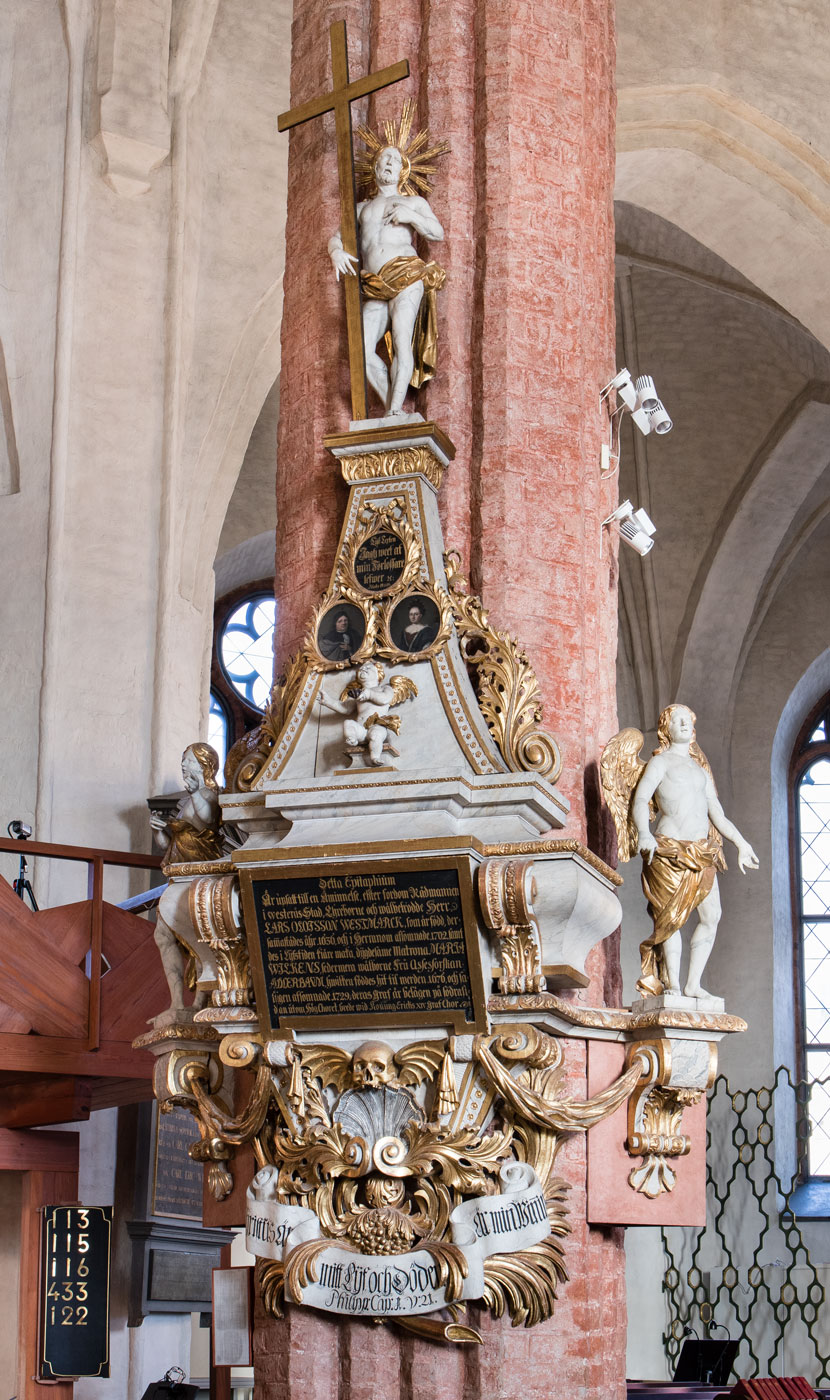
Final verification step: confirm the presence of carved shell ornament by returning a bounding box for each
[333,1084,424,1145]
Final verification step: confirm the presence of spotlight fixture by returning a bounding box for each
[602,499,657,557]
[600,368,637,411]
[631,400,673,437]
[601,368,673,437]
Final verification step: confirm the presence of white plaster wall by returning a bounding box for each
[614,205,830,1017]
[0,0,290,901]
[0,3,68,837]
[0,1172,21,1384]
[625,1226,670,1380]
[217,377,279,561]
[616,0,830,346]
[720,511,830,1087]
[0,3,290,1388]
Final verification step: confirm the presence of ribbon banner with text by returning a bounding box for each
[245,1162,549,1317]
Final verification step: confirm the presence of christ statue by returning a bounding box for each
[328,104,447,417]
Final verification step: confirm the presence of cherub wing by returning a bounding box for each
[339,680,361,703]
[389,676,418,707]
[296,1044,353,1094]
[600,728,646,863]
[394,1041,445,1088]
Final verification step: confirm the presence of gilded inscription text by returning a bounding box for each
[249,866,478,1029]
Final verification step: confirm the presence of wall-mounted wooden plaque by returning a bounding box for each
[40,1205,112,1379]
[241,855,487,1033]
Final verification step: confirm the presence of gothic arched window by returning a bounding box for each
[211,583,276,768]
[792,697,830,1178]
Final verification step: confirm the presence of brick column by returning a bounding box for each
[270,0,624,1394]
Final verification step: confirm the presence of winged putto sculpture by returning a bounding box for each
[317,660,417,767]
[601,704,759,1002]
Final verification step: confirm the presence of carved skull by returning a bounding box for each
[351,1040,396,1089]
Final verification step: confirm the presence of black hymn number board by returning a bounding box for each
[40,1205,112,1379]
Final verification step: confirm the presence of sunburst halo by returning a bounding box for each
[355,97,449,198]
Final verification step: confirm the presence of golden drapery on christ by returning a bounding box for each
[361,255,446,388]
[638,834,726,996]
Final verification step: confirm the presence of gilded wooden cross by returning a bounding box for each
[278,22,409,422]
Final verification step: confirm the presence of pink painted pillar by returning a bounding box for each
[270,0,624,1393]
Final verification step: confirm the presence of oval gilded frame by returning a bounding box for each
[306,593,377,671]
[377,582,453,663]
[339,502,422,600]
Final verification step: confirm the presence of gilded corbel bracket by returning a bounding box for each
[477,857,546,993]
[153,1034,270,1200]
[625,1040,716,1198]
[188,873,251,1007]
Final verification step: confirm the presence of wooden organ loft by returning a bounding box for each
[0,835,166,1399]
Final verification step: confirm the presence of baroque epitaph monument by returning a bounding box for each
[137,15,749,1399]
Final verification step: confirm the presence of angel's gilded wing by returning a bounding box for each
[600,728,646,863]
[394,1040,445,1088]
[296,1044,352,1094]
[389,676,418,707]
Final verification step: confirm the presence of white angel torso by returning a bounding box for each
[647,751,711,841]
[600,727,719,860]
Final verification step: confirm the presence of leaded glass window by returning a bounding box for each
[218,593,276,712]
[794,699,830,1177]
[208,690,230,775]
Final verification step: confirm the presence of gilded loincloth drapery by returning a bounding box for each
[166,819,223,865]
[361,255,446,389]
[638,834,726,996]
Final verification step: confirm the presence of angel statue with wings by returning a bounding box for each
[601,703,758,1001]
[317,659,417,767]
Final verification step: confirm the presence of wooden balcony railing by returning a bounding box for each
[0,836,163,1054]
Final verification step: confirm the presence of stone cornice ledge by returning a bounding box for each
[481,838,622,885]
[488,992,747,1035]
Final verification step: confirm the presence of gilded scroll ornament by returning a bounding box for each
[444,552,562,783]
[627,1084,700,1198]
[225,650,307,793]
[175,1031,662,1331]
[188,874,251,1007]
[624,1040,715,1198]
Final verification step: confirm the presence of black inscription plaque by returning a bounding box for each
[353,530,406,593]
[243,858,487,1033]
[148,1248,215,1303]
[40,1205,111,1380]
[152,1103,204,1221]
